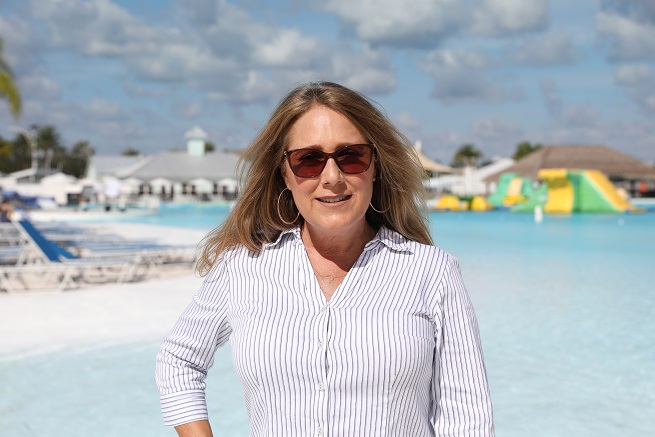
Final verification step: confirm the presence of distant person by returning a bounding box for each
[1,199,13,222]
[79,197,89,212]
[156,82,494,436]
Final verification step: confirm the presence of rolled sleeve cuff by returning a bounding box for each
[160,389,209,427]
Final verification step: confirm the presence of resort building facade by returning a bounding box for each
[87,126,241,204]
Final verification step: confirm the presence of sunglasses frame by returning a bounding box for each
[283,143,375,178]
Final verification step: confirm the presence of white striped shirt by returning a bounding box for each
[156,226,494,436]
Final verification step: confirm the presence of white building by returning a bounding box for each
[426,158,515,196]
[88,126,241,202]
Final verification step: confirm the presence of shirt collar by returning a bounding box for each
[263,226,413,253]
[365,226,413,253]
[262,227,301,249]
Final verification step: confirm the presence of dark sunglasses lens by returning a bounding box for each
[335,145,372,174]
[289,149,326,177]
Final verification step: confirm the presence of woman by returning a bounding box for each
[156,82,494,436]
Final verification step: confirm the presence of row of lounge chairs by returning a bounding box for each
[0,220,197,293]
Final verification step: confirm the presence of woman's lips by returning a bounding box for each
[317,195,351,203]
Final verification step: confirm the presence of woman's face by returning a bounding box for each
[282,105,375,238]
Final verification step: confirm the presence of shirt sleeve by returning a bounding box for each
[155,253,233,427]
[430,254,495,436]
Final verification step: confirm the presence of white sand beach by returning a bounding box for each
[0,223,208,358]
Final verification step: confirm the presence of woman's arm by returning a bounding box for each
[156,255,232,429]
[431,255,494,436]
[175,420,213,437]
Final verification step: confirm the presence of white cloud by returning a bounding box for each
[341,69,395,96]
[20,100,71,126]
[177,0,221,27]
[599,0,655,24]
[23,0,390,104]
[472,117,524,143]
[541,81,563,116]
[471,0,548,37]
[615,64,655,114]
[559,105,602,128]
[540,117,655,159]
[251,29,323,69]
[395,112,420,130]
[87,99,126,120]
[122,83,172,99]
[19,75,60,99]
[318,0,466,48]
[318,0,548,48]
[510,32,580,66]
[540,80,601,127]
[426,50,494,69]
[0,15,43,73]
[615,64,654,84]
[173,101,203,119]
[420,49,518,104]
[596,11,655,61]
[5,98,167,153]
[329,48,396,95]
[30,0,152,56]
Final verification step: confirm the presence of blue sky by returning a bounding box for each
[1,0,654,162]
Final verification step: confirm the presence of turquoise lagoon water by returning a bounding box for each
[1,205,654,436]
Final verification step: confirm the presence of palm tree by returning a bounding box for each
[64,140,95,178]
[36,125,63,172]
[0,36,21,119]
[512,141,542,160]
[451,144,483,168]
[122,147,141,156]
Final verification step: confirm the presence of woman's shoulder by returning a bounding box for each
[216,228,298,264]
[204,230,297,281]
[380,226,453,260]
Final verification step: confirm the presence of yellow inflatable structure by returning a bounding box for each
[538,168,635,213]
[433,195,469,211]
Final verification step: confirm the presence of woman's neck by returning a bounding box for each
[301,222,377,261]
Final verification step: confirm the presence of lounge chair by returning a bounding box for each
[0,220,150,293]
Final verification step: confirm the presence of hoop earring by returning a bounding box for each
[277,188,300,225]
[369,201,390,214]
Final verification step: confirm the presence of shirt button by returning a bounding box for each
[318,383,325,391]
[317,428,323,436]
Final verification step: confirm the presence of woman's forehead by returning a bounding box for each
[287,106,365,149]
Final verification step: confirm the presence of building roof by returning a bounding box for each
[411,143,456,174]
[127,150,240,182]
[484,145,655,182]
[88,155,152,179]
[185,126,208,140]
[89,148,241,183]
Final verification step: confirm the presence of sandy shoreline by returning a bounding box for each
[0,222,208,358]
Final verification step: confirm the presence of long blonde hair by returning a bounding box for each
[196,81,433,275]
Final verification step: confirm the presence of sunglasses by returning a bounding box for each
[284,144,375,178]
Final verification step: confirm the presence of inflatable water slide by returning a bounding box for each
[487,172,547,211]
[538,169,634,213]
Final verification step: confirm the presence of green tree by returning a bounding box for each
[0,133,30,174]
[512,141,542,160]
[36,125,64,171]
[204,141,215,153]
[0,136,13,174]
[63,140,95,178]
[451,144,483,168]
[122,147,141,156]
[0,36,21,118]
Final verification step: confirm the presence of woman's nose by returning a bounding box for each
[321,157,344,184]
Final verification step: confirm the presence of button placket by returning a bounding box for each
[315,303,332,436]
